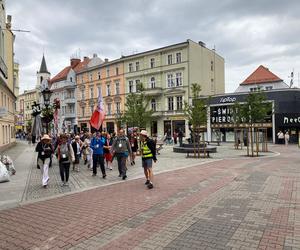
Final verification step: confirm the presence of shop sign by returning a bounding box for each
[219,96,236,103]
[283,116,300,124]
[211,106,233,124]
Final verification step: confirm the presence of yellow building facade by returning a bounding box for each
[0,2,16,151]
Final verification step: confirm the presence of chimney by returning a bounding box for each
[104,58,109,63]
[83,56,89,62]
[198,41,206,47]
[93,53,97,58]
[70,58,81,68]
[6,15,12,30]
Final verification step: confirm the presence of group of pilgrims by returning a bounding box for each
[35,129,157,190]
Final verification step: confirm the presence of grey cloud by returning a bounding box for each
[7,0,300,93]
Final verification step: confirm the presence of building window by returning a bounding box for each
[176,52,181,63]
[90,73,93,82]
[136,61,139,71]
[211,61,214,71]
[167,54,172,65]
[175,72,182,86]
[176,96,183,110]
[116,67,119,75]
[81,75,84,83]
[151,99,156,111]
[136,79,141,92]
[211,79,214,92]
[107,103,112,115]
[150,58,155,68]
[115,82,120,95]
[70,77,73,82]
[168,97,174,111]
[167,73,174,88]
[106,84,111,96]
[82,107,85,117]
[90,105,94,114]
[81,89,85,100]
[129,63,133,72]
[98,71,101,80]
[150,77,155,89]
[265,86,273,91]
[129,81,134,93]
[116,102,121,114]
[90,87,94,99]
[106,67,110,77]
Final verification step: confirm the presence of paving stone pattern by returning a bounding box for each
[1,143,300,249]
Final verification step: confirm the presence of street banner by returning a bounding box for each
[90,87,106,130]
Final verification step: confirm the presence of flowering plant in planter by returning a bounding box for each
[41,106,54,123]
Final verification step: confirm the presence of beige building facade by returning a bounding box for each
[76,57,125,133]
[122,39,225,138]
[0,1,16,150]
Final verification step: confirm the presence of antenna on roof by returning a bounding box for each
[289,69,294,88]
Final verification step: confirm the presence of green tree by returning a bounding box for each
[184,83,208,157]
[122,83,153,130]
[235,91,272,156]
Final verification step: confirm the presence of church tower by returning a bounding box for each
[36,54,50,88]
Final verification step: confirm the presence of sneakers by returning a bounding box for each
[147,182,154,189]
[103,175,107,179]
[145,180,150,185]
[92,173,97,176]
[65,182,69,186]
[60,182,65,187]
[122,175,127,180]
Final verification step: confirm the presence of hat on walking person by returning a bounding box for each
[41,134,51,141]
[140,130,148,137]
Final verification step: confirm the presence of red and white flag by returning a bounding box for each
[90,87,106,130]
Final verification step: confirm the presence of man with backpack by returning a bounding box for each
[140,130,157,189]
[112,129,132,180]
[90,131,106,178]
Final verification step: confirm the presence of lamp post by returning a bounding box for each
[41,87,53,134]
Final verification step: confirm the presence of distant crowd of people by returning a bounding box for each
[33,129,157,190]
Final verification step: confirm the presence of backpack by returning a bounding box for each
[114,137,129,154]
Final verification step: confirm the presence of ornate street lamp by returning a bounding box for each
[41,87,53,134]
[42,87,52,108]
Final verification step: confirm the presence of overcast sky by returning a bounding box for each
[7,0,300,93]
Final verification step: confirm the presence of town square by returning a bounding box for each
[1,0,300,249]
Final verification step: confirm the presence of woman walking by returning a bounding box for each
[130,132,138,165]
[35,134,53,188]
[56,134,75,186]
[104,133,113,170]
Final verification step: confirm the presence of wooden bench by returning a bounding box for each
[185,146,217,158]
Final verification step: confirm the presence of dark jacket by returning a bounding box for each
[71,141,82,156]
[35,142,53,160]
[143,138,157,161]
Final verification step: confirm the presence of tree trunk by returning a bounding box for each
[255,128,259,156]
[250,126,254,157]
[246,128,249,156]
[203,132,206,158]
[193,130,196,158]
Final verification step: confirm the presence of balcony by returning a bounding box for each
[64,112,76,119]
[64,97,76,104]
[144,87,163,97]
[0,56,8,79]
[63,81,76,89]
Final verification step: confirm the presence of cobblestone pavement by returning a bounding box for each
[1,141,276,205]
[0,143,299,249]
